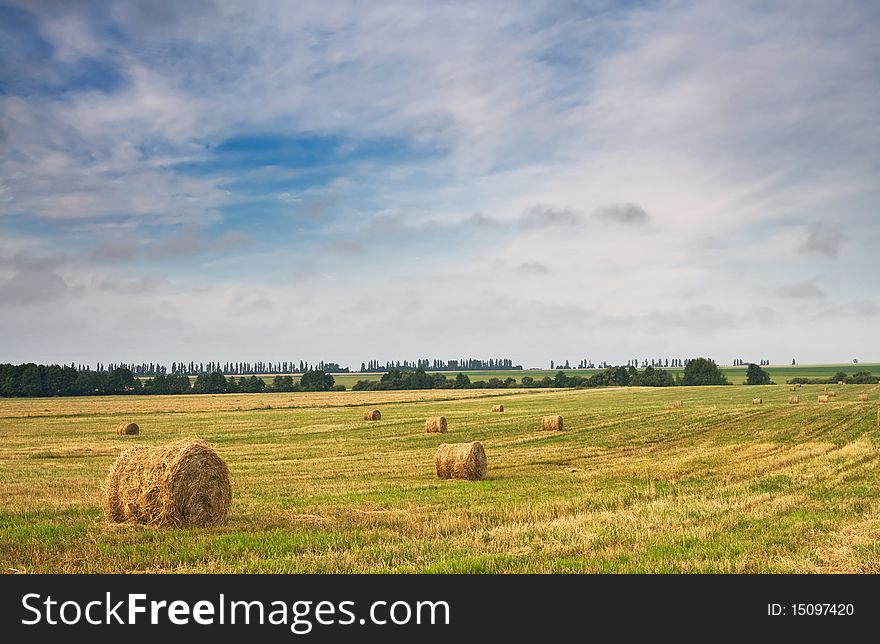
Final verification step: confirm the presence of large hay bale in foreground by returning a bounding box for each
[435,441,487,480]
[788,396,799,404]
[541,415,563,431]
[858,394,868,402]
[491,404,504,412]
[818,394,829,403]
[363,409,381,421]
[426,416,448,433]
[103,439,232,527]
[116,422,139,436]
[752,398,762,405]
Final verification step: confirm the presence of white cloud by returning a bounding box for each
[1,0,879,365]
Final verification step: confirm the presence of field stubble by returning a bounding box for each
[1,384,878,573]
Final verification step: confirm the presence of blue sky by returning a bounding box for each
[1,0,879,367]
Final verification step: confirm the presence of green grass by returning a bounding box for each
[1,382,879,573]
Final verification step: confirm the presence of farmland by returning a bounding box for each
[197,362,879,389]
[1,382,879,573]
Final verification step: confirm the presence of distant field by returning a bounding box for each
[2,382,879,573]
[152,363,880,388]
[327,363,879,388]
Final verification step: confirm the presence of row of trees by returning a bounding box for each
[562,358,690,369]
[359,358,520,372]
[351,359,730,391]
[733,358,771,367]
[168,361,347,376]
[0,363,342,397]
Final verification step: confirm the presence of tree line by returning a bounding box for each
[0,364,343,397]
[788,370,879,385]
[9,358,837,398]
[359,358,520,372]
[351,359,730,391]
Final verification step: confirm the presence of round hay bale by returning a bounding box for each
[788,396,799,404]
[752,398,762,405]
[541,415,563,431]
[116,422,139,436]
[435,441,487,480]
[837,381,846,385]
[822,386,828,392]
[818,394,829,403]
[858,394,868,402]
[363,409,381,421]
[828,391,837,398]
[103,439,231,527]
[491,404,504,412]
[795,383,802,388]
[673,400,683,408]
[426,416,447,433]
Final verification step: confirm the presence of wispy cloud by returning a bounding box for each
[593,203,649,225]
[514,261,550,275]
[798,223,845,258]
[777,282,825,299]
[0,266,68,306]
[520,205,582,228]
[1,0,878,364]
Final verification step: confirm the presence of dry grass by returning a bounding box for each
[1,382,879,573]
[0,389,524,419]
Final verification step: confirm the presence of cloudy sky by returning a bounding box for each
[1,0,878,369]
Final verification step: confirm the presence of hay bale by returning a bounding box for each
[363,409,381,421]
[116,422,139,436]
[435,441,487,480]
[103,439,232,527]
[822,386,828,392]
[491,404,504,412]
[858,394,868,402]
[788,396,799,404]
[541,415,563,431]
[425,416,448,433]
[795,383,802,388]
[838,381,846,385]
[828,391,837,398]
[818,394,829,403]
[673,400,683,408]
[752,398,762,405]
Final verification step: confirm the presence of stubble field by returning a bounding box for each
[1,383,878,573]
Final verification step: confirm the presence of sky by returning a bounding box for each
[1,0,879,369]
